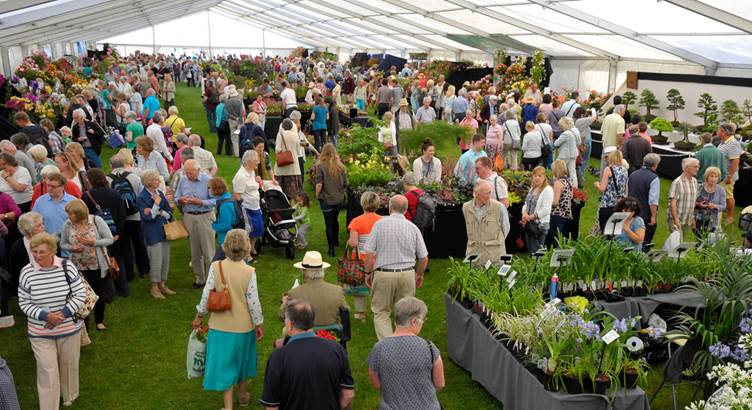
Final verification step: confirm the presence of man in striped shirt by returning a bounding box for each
[18,233,86,408]
[717,123,742,225]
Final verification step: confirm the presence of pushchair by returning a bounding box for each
[259,187,298,259]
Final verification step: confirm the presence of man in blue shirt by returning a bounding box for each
[31,173,76,235]
[561,91,581,118]
[452,92,469,123]
[454,134,488,186]
[142,88,161,122]
[175,160,215,287]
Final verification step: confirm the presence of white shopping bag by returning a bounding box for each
[663,230,681,253]
[186,329,207,379]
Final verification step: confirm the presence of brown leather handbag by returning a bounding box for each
[276,133,295,167]
[207,261,231,312]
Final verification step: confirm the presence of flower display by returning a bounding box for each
[563,296,588,314]
[316,329,337,341]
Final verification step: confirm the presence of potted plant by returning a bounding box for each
[673,122,697,151]
[694,93,718,132]
[742,98,752,139]
[666,88,685,126]
[720,99,744,125]
[639,89,659,122]
[621,91,637,111]
[648,117,673,144]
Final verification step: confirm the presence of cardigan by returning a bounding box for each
[136,187,172,247]
[522,185,554,225]
[59,215,114,278]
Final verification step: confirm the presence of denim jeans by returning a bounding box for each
[205,107,217,133]
[84,147,102,168]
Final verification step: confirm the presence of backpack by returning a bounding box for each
[408,190,436,231]
[239,125,256,154]
[216,198,245,230]
[109,172,138,215]
[161,126,176,154]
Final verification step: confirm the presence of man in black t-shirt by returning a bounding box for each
[261,300,355,410]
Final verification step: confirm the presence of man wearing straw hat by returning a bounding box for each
[279,251,347,327]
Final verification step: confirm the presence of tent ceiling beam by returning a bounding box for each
[2,0,208,46]
[378,0,536,53]
[213,5,362,50]
[444,0,617,60]
[217,0,394,49]
[664,0,752,35]
[263,0,435,52]
[210,7,318,48]
[0,0,113,29]
[0,0,53,15]
[303,0,459,52]
[527,0,719,72]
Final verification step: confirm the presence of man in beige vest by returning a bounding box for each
[462,180,510,266]
[279,251,347,327]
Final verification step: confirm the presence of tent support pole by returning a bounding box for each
[207,11,213,59]
[0,47,11,77]
[151,25,156,55]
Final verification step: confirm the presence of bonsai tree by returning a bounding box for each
[674,122,696,151]
[649,117,673,144]
[743,99,752,126]
[665,89,685,125]
[694,93,718,132]
[621,91,637,109]
[720,99,744,125]
[639,89,659,122]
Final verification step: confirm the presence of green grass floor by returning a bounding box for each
[0,84,735,409]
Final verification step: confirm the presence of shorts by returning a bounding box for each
[723,181,735,198]
[245,208,264,238]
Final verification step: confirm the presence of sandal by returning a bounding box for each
[96,323,107,331]
[354,313,366,321]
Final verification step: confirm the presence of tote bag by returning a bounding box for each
[164,220,189,241]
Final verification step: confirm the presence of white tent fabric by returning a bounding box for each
[1,0,752,88]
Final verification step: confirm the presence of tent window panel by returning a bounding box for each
[436,9,528,35]
[564,34,683,61]
[369,16,431,34]
[566,0,742,34]
[398,13,470,34]
[422,34,482,51]
[298,1,353,18]
[656,35,752,65]
[509,34,593,57]
[495,5,608,34]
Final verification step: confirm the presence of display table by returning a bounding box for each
[338,110,372,128]
[345,190,524,257]
[445,294,650,410]
[595,289,705,321]
[591,131,690,179]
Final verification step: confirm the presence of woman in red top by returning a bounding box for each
[402,173,423,222]
[346,191,382,321]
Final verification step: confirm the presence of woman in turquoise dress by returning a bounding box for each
[193,229,264,409]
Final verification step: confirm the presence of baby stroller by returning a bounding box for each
[259,187,298,259]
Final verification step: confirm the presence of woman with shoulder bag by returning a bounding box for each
[192,229,264,410]
[136,170,174,300]
[502,110,521,171]
[595,148,629,233]
[368,297,444,410]
[59,199,114,332]
[554,116,580,187]
[346,191,382,321]
[316,143,348,257]
[521,166,553,253]
[274,119,302,200]
[18,232,87,409]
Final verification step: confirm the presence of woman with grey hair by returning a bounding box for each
[192,229,264,410]
[233,150,264,257]
[555,116,580,187]
[368,296,445,410]
[137,170,173,299]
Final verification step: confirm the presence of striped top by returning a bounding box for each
[18,258,85,338]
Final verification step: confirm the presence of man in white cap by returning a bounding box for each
[279,251,347,327]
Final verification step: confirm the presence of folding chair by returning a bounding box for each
[649,335,702,410]
[312,306,351,350]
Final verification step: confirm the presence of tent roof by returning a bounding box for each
[2,0,752,71]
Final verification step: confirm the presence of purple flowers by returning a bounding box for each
[710,342,749,362]
[740,317,752,334]
[645,326,665,340]
[567,314,600,340]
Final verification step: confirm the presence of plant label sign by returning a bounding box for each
[602,329,620,345]
[484,259,493,270]
[497,264,512,276]
[506,270,517,284]
[507,278,517,289]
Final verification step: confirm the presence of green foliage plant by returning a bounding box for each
[639,89,660,119]
[666,89,685,124]
[695,93,719,132]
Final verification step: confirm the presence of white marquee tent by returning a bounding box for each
[1,0,752,93]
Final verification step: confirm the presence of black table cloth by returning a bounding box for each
[445,294,651,410]
[590,131,688,179]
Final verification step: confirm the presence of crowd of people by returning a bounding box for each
[2,49,751,410]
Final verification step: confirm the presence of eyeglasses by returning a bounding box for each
[46,184,63,189]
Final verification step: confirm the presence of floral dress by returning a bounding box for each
[70,222,99,271]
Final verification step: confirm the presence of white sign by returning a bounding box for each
[484,259,493,270]
[497,264,512,276]
[602,329,620,345]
